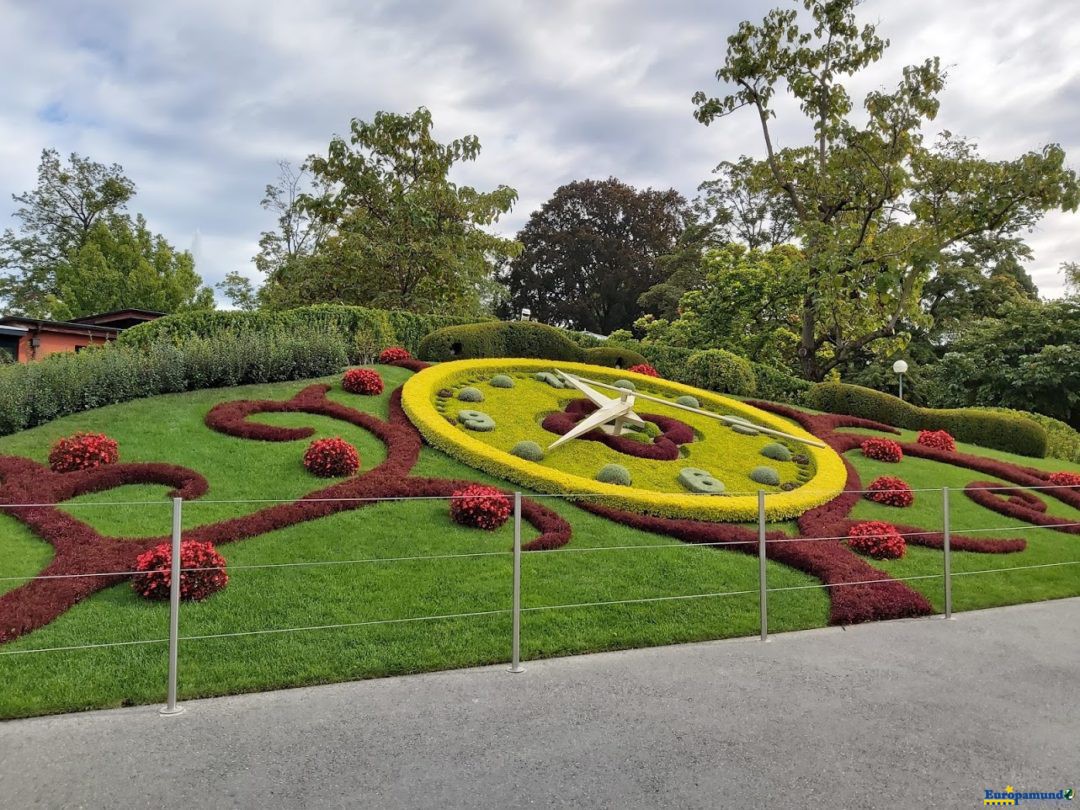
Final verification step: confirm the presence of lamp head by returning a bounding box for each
[892,359,909,375]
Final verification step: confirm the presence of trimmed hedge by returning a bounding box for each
[683,349,757,397]
[119,304,477,357]
[977,408,1080,464]
[418,321,583,362]
[583,346,648,369]
[750,362,812,405]
[808,382,1048,457]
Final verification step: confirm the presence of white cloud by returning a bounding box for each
[0,0,1077,300]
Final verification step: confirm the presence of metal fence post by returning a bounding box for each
[509,491,525,673]
[758,490,768,642]
[943,486,953,620]
[160,497,185,715]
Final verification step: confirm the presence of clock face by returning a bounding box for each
[401,359,846,521]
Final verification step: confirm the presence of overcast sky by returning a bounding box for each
[1,0,1078,302]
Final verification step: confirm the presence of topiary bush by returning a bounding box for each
[457,386,484,402]
[534,372,565,388]
[378,346,412,365]
[419,321,584,362]
[760,442,793,462]
[596,463,632,486]
[865,476,914,507]
[807,382,1047,457]
[449,484,511,530]
[917,429,956,452]
[48,432,119,473]
[613,379,635,391]
[847,521,906,559]
[342,368,384,395]
[675,395,700,408]
[749,466,780,486]
[303,437,360,477]
[510,440,544,461]
[457,410,495,431]
[750,362,812,405]
[131,540,229,601]
[583,346,648,369]
[490,374,515,388]
[732,423,759,436]
[678,467,725,494]
[683,349,757,396]
[861,438,903,463]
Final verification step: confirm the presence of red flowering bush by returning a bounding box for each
[917,429,956,452]
[342,368,384,395]
[450,484,512,530]
[48,432,119,473]
[378,347,412,365]
[1048,471,1080,488]
[860,438,903,463]
[865,476,914,507]
[628,363,660,378]
[847,521,906,559]
[303,437,360,477]
[131,540,228,601]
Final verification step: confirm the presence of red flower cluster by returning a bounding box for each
[865,476,914,507]
[303,437,360,477]
[131,540,228,601]
[1048,471,1080,488]
[860,438,903,463]
[628,363,660,377]
[847,521,906,559]
[917,429,956,452]
[342,368,384,395]
[378,347,412,365]
[450,484,512,530]
[48,432,120,473]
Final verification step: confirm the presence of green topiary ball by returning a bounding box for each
[510,440,544,461]
[750,466,780,486]
[490,374,515,389]
[760,442,793,462]
[596,463,632,486]
[675,395,700,408]
[732,423,759,436]
[534,372,564,388]
[457,410,495,431]
[457,386,484,402]
[613,380,636,391]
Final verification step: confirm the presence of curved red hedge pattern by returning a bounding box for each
[48,432,119,473]
[865,476,914,507]
[847,521,906,560]
[963,481,1080,535]
[917,429,956,452]
[378,347,412,364]
[132,540,229,601]
[628,363,660,377]
[542,399,695,461]
[449,484,512,530]
[303,437,361,478]
[860,438,903,463]
[342,368,384,396]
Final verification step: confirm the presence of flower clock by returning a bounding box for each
[0,354,1077,644]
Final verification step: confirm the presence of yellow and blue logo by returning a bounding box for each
[983,786,1074,805]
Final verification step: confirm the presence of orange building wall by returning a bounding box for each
[17,332,112,362]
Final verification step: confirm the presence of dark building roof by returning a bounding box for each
[71,309,165,329]
[0,316,122,336]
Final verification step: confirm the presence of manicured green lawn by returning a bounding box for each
[0,369,1076,718]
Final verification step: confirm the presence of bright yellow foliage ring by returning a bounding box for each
[402,359,846,521]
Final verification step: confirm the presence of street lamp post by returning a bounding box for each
[892,359,909,401]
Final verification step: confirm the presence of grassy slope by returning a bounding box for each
[0,371,1076,718]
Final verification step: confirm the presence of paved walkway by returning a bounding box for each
[2,599,1078,809]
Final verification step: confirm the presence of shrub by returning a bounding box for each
[378,346,412,365]
[639,344,695,380]
[490,374,515,388]
[807,382,1047,457]
[303,437,360,477]
[732,423,759,436]
[847,521,906,559]
[861,438,903,463]
[596,463,632,486]
[613,379,635,391]
[678,467,725,494]
[750,362,812,405]
[457,409,495,431]
[457,386,484,402]
[761,442,793,462]
[583,346,648,369]
[131,540,229,601]
[510,440,544,461]
[342,368,384,395]
[749,466,780,486]
[675,395,700,408]
[48,432,119,473]
[977,408,1080,464]
[865,476,914,507]
[418,321,583,362]
[628,363,660,377]
[449,484,511,530]
[683,349,757,396]
[1048,471,1080,487]
[917,429,956,452]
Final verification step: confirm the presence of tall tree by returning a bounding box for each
[500,178,690,333]
[268,108,519,316]
[693,0,1079,380]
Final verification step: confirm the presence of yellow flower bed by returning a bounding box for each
[402,359,847,521]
